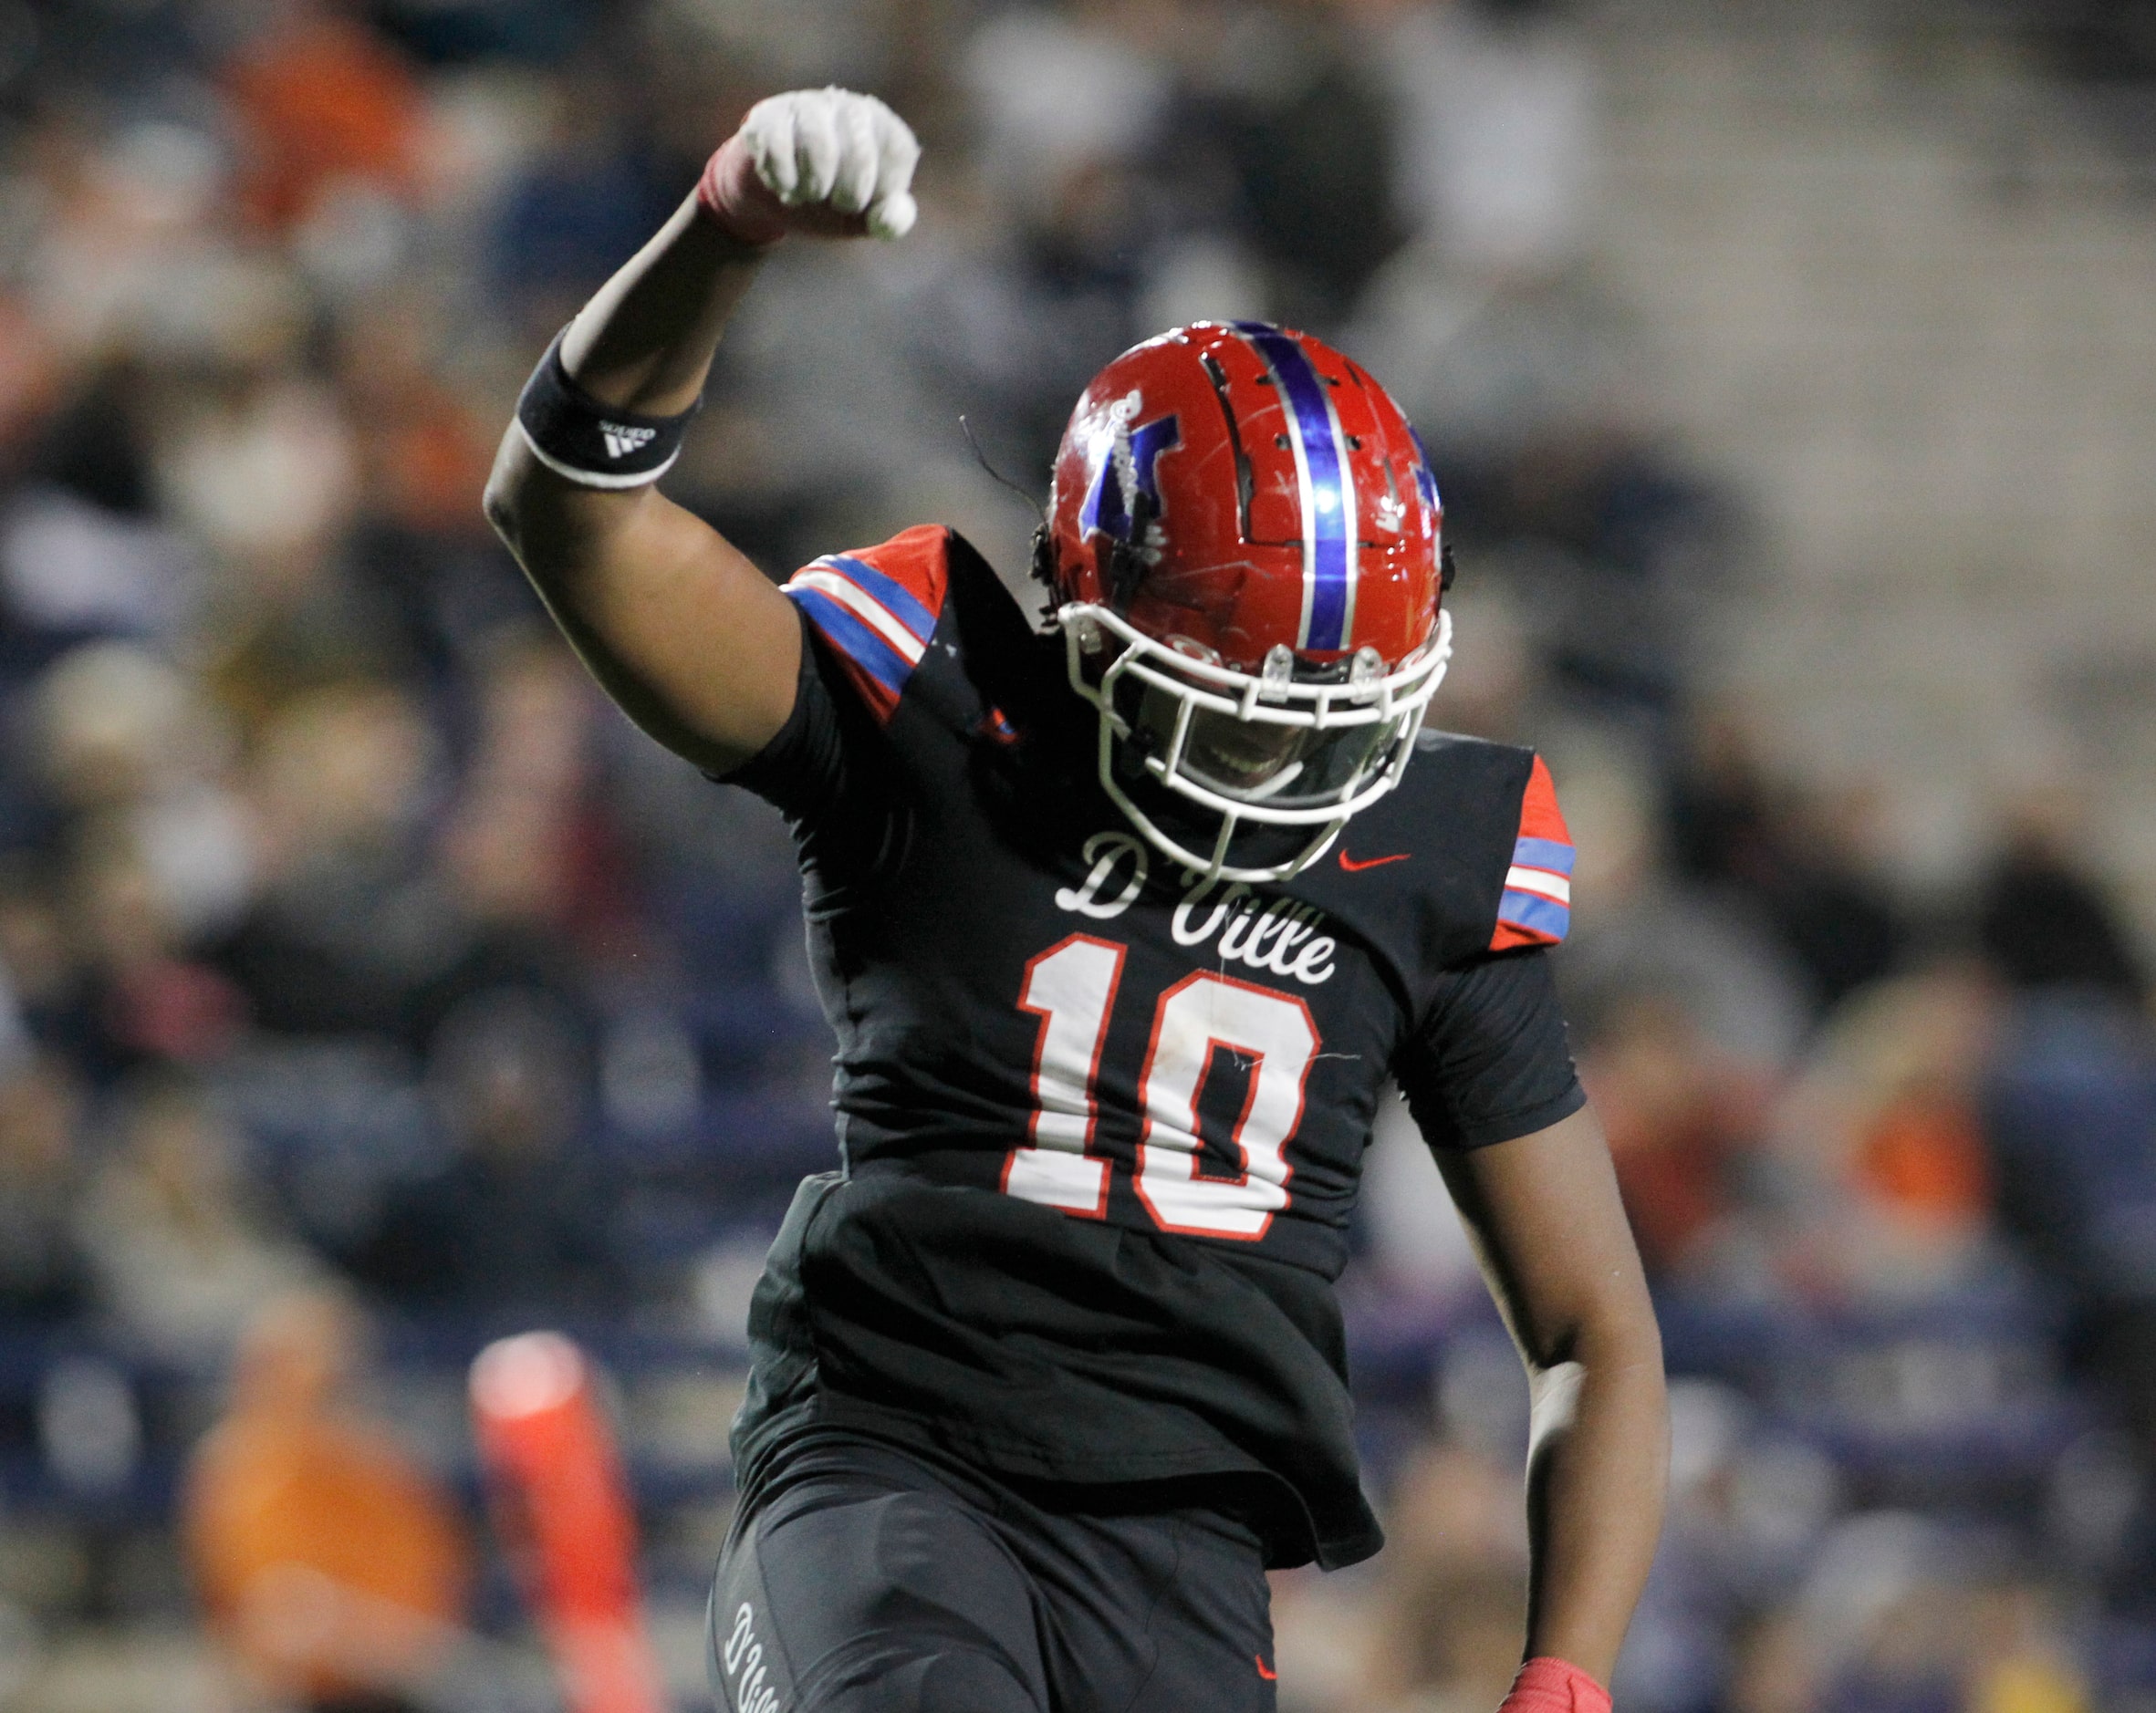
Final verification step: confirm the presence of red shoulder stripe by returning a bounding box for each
[781,525,953,724]
[1516,753,1570,846]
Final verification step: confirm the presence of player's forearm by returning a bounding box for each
[484,193,765,555]
[480,90,917,773]
[559,192,767,413]
[479,203,793,770]
[1436,1109,1667,1703]
[480,177,778,748]
[1519,1319,1669,1685]
[488,88,918,561]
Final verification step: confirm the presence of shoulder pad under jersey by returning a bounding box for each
[1297,732,1573,976]
[781,525,953,723]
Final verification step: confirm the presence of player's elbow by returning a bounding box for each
[1569,1285,1665,1393]
[482,480,516,548]
[482,436,602,586]
[484,430,643,576]
[483,432,536,552]
[1528,1266,1663,1383]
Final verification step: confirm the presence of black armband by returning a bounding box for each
[515,330,701,489]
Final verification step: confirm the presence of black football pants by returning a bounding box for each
[706,1431,1279,1713]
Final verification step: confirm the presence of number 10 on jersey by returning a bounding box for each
[1002,933,1319,1241]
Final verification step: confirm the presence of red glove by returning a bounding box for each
[1498,1656,1613,1713]
[698,88,920,246]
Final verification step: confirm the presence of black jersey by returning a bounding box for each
[722,526,1584,1570]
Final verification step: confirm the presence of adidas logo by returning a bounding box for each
[600,422,657,461]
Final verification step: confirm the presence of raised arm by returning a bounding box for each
[1436,1105,1668,1709]
[482,89,921,773]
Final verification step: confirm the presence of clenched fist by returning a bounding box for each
[698,88,921,245]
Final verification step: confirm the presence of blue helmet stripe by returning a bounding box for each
[1234,322,1355,651]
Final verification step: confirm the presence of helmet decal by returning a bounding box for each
[1079,392,1180,557]
[1232,321,1358,653]
[1407,424,1442,515]
[1043,322,1450,883]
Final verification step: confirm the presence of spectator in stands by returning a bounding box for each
[221,0,427,237]
[339,985,622,1316]
[31,639,255,948]
[908,3,1175,479]
[68,827,251,1075]
[1984,960,2156,1616]
[1614,1381,1839,1713]
[1974,805,2145,1005]
[1177,0,1405,325]
[0,358,201,659]
[76,1069,320,1365]
[484,71,676,345]
[1765,970,2000,1303]
[1974,812,2152,1281]
[330,294,527,677]
[16,109,287,379]
[1358,1437,1532,1711]
[185,1288,470,1713]
[0,857,97,1068]
[0,1053,90,1327]
[440,630,636,968]
[1577,989,1765,1285]
[1354,0,1599,283]
[12,645,253,1087]
[1667,715,1908,1016]
[169,360,412,731]
[1553,737,1809,1073]
[214,680,453,1042]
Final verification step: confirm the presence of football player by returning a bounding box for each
[486,88,1667,1713]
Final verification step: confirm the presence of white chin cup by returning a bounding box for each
[1058,603,1453,885]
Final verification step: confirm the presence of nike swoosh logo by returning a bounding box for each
[1338,849,1411,872]
[1255,1656,1278,1682]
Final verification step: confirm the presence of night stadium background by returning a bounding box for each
[0,0,2152,1708]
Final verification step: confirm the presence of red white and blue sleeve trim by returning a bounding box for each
[781,525,950,723]
[1491,754,1574,951]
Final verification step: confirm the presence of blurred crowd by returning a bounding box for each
[0,0,2151,1709]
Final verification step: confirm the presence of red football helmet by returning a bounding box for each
[1043,320,1453,882]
